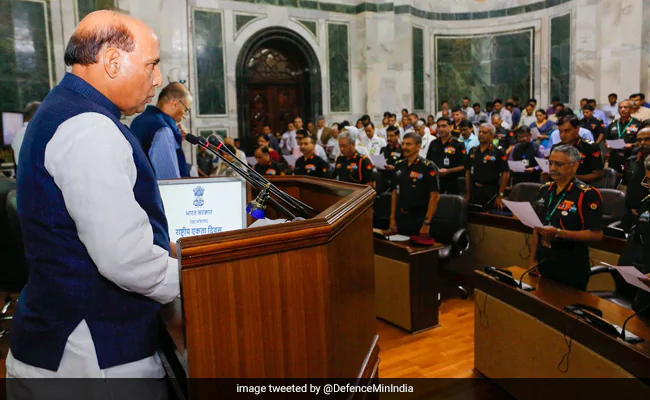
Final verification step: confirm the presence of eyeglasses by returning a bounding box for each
[179,100,191,114]
[548,160,577,167]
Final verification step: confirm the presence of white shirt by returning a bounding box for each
[519,114,537,128]
[326,137,340,161]
[280,130,297,155]
[419,133,436,158]
[11,122,28,165]
[9,112,180,378]
[317,127,324,142]
[462,106,476,120]
[549,127,595,147]
[358,134,387,156]
[499,108,513,126]
[602,103,620,122]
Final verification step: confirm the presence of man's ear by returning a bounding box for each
[103,48,121,79]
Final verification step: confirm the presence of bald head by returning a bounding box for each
[65,11,162,116]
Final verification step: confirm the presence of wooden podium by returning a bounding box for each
[158,176,379,386]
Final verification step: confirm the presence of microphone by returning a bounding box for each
[185,134,307,220]
[518,260,542,290]
[187,134,312,217]
[246,184,270,220]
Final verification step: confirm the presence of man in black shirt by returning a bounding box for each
[426,116,466,194]
[253,146,284,176]
[333,131,375,187]
[529,145,604,291]
[605,99,645,174]
[622,128,650,231]
[580,104,606,144]
[510,126,545,185]
[551,115,604,183]
[389,133,440,237]
[196,146,214,177]
[380,125,404,189]
[465,124,510,209]
[294,135,329,178]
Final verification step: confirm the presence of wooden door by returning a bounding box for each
[250,84,302,138]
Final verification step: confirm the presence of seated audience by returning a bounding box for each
[602,93,620,123]
[280,118,299,155]
[414,120,436,158]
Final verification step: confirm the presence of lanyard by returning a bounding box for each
[546,189,568,223]
[617,119,633,139]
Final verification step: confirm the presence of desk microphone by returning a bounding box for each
[518,260,542,290]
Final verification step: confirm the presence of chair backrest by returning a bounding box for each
[373,191,392,230]
[0,177,17,259]
[430,194,468,243]
[598,188,625,225]
[3,190,28,291]
[509,182,542,204]
[592,168,618,189]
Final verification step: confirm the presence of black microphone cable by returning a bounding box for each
[519,259,543,290]
[196,134,313,216]
[186,134,298,220]
[621,302,650,341]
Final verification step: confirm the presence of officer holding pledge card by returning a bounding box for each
[528,145,604,291]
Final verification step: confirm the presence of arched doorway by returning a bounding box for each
[236,27,322,154]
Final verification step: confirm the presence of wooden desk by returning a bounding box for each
[474,267,650,384]
[373,238,442,333]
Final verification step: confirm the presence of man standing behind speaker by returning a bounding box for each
[131,82,192,179]
[9,10,179,380]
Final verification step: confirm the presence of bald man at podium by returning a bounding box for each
[9,11,179,381]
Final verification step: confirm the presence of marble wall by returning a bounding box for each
[3,0,650,160]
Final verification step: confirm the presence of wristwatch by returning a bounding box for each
[556,228,562,238]
[499,192,505,197]
[423,220,431,226]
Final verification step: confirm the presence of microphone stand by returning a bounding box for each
[190,134,312,218]
[186,135,300,220]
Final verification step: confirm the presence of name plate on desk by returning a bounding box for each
[158,177,247,241]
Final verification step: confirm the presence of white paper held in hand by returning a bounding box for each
[606,139,626,150]
[370,155,387,169]
[535,157,549,173]
[284,155,298,166]
[507,160,527,173]
[530,127,541,140]
[602,263,650,293]
[502,200,544,229]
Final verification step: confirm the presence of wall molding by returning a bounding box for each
[230,0,573,20]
